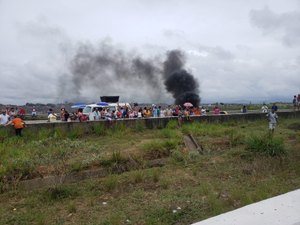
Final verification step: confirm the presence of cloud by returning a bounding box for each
[0,18,73,104]
[162,29,185,39]
[250,6,300,46]
[1,0,299,105]
[186,43,300,103]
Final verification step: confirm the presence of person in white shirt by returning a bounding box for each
[32,107,37,118]
[267,109,278,134]
[93,108,100,120]
[0,111,9,125]
[89,109,95,121]
[47,109,57,122]
[261,104,268,113]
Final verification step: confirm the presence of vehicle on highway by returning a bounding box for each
[82,103,132,117]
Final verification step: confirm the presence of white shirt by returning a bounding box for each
[267,112,278,124]
[0,114,9,125]
[48,113,57,122]
[89,112,95,121]
[261,105,268,113]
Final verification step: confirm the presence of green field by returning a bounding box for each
[0,117,300,225]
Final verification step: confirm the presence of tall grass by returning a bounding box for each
[93,123,106,136]
[246,134,286,157]
[141,140,179,160]
[181,122,230,137]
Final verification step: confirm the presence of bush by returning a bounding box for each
[142,140,178,160]
[246,134,286,157]
[44,186,78,201]
[103,175,118,192]
[159,128,181,139]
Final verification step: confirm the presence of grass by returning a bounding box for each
[0,117,299,224]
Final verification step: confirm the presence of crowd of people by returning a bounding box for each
[51,105,204,123]
[1,96,300,136]
[0,108,26,136]
[293,94,300,111]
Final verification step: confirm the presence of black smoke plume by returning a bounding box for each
[62,42,163,102]
[62,43,200,105]
[163,50,200,107]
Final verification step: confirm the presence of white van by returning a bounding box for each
[83,103,132,116]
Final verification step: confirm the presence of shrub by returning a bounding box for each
[100,151,130,173]
[171,149,187,163]
[159,128,181,139]
[44,186,78,201]
[103,175,118,192]
[246,134,286,157]
[142,140,178,160]
[150,168,161,183]
[5,158,36,181]
[132,170,144,183]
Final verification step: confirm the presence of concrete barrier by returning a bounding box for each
[1,111,300,135]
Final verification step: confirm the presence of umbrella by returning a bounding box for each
[183,102,193,107]
[71,103,86,109]
[96,102,109,106]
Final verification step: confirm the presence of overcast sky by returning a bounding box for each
[1,0,300,105]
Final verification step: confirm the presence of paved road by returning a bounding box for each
[192,189,300,225]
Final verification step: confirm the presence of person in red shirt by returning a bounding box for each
[6,115,25,136]
[213,106,220,115]
[19,108,26,119]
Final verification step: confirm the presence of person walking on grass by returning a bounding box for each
[267,108,278,135]
[5,115,26,136]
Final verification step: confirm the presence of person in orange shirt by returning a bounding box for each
[6,115,25,136]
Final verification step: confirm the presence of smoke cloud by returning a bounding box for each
[163,50,200,107]
[62,42,164,103]
[63,43,200,106]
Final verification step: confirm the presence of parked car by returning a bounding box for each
[83,103,132,117]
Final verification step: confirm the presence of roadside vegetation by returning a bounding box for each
[0,116,299,225]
